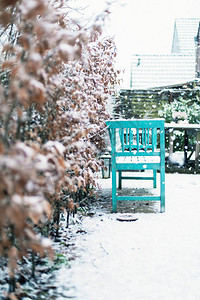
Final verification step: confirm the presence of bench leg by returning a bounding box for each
[118,170,122,189]
[112,168,117,212]
[153,170,157,188]
[160,166,165,213]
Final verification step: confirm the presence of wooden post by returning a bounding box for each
[168,129,174,165]
[160,127,165,213]
[184,130,188,165]
[118,170,122,189]
[111,128,117,212]
[153,170,157,188]
[195,131,200,171]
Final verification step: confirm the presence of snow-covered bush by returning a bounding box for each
[159,97,200,151]
[159,97,200,124]
[0,0,119,292]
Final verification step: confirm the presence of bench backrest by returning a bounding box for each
[106,119,165,157]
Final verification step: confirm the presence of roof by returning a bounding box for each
[130,18,200,89]
[171,18,200,55]
[131,54,195,89]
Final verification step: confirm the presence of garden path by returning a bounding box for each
[56,172,200,300]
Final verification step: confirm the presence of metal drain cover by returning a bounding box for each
[116,214,138,222]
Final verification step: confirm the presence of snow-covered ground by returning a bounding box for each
[56,172,200,300]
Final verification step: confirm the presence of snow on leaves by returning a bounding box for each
[0,0,120,284]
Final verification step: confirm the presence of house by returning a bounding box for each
[114,18,200,120]
[171,18,199,55]
[130,18,200,89]
[130,54,195,89]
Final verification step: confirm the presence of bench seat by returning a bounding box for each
[116,155,160,164]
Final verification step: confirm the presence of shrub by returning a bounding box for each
[159,97,200,151]
[0,0,119,293]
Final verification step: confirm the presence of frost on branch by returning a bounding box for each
[0,141,64,277]
[0,0,120,284]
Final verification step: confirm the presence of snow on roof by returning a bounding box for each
[131,54,195,89]
[130,18,200,89]
[171,18,200,55]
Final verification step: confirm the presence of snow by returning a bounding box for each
[56,172,200,300]
[41,237,52,248]
[20,0,39,14]
[44,141,65,155]
[29,78,45,91]
[169,153,185,166]
[116,155,160,163]
[29,53,42,63]
[59,43,75,56]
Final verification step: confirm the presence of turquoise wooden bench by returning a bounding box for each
[106,119,165,213]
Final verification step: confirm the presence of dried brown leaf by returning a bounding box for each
[20,0,46,19]
[5,293,18,300]
[0,143,4,154]
[68,199,74,211]
[0,11,11,26]
[1,58,15,70]
[0,0,18,9]
[8,246,18,276]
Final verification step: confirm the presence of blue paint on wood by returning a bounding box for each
[106,119,165,213]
